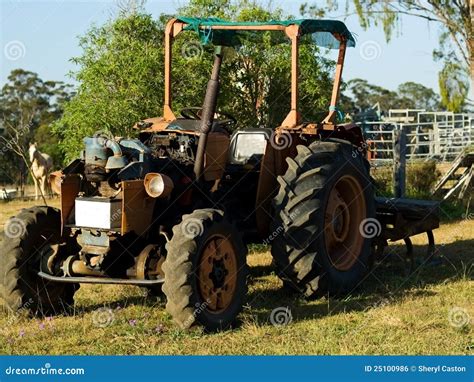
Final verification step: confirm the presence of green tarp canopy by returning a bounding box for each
[177,17,356,49]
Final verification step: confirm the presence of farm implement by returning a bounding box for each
[0,17,439,331]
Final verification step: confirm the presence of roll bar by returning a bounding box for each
[162,18,349,127]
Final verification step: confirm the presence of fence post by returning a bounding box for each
[393,127,406,198]
[433,122,440,156]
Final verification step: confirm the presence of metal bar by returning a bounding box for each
[38,272,164,285]
[281,24,301,127]
[393,128,406,198]
[200,24,286,31]
[426,230,435,259]
[164,20,174,118]
[163,18,184,121]
[323,41,347,124]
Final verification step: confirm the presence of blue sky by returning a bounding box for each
[0,0,460,97]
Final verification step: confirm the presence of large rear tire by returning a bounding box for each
[162,209,248,331]
[0,206,77,315]
[271,139,375,298]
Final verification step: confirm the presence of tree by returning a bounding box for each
[53,10,165,160]
[0,69,72,191]
[305,1,471,111]
[342,78,399,113]
[396,81,440,110]
[438,62,469,112]
[333,1,470,70]
[340,78,441,116]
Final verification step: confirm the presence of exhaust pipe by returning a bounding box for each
[193,46,223,180]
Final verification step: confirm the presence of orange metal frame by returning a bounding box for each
[163,18,348,127]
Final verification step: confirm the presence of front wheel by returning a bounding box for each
[0,207,78,315]
[162,209,248,331]
[271,139,375,298]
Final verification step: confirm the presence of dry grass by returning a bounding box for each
[0,198,60,229]
[0,200,472,355]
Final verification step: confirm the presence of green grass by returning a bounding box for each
[0,200,472,355]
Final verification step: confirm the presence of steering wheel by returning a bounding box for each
[180,107,237,127]
[180,107,203,120]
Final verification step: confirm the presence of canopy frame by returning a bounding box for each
[163,18,352,127]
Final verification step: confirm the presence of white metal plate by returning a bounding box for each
[75,198,121,229]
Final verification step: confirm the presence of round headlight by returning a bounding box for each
[144,173,174,198]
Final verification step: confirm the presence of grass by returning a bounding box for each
[0,200,472,355]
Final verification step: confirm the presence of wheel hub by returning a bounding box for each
[209,258,227,289]
[326,191,350,244]
[198,235,237,313]
[324,175,366,271]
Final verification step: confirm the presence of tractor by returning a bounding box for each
[0,17,439,331]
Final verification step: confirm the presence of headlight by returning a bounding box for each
[144,173,174,198]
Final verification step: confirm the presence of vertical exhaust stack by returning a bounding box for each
[193,46,223,181]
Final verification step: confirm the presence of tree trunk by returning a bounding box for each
[471,0,474,86]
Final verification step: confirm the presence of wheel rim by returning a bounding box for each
[324,175,366,271]
[197,234,238,313]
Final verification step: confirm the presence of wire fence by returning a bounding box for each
[360,111,474,164]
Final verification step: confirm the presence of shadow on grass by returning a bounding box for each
[245,239,473,327]
[75,292,165,315]
[249,264,276,278]
[23,239,470,330]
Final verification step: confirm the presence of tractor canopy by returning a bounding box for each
[176,17,356,49]
[149,16,356,129]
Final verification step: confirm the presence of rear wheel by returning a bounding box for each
[271,139,375,298]
[162,209,248,331]
[0,207,78,315]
